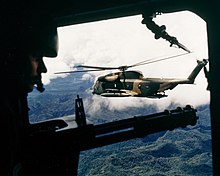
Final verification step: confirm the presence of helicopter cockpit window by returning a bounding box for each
[28,10,211,175]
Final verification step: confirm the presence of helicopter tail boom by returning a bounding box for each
[154,59,208,94]
[187,59,208,84]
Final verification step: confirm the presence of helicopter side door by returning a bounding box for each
[138,81,160,97]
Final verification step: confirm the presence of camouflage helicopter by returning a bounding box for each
[56,53,208,98]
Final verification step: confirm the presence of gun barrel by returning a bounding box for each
[28,105,198,152]
[77,105,198,151]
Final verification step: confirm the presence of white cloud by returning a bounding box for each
[43,10,209,112]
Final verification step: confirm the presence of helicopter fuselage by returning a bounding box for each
[92,59,208,98]
[92,71,168,98]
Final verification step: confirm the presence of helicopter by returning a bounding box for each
[55,53,208,98]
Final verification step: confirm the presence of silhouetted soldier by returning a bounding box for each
[0,11,79,175]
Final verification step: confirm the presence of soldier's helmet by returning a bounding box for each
[1,13,59,59]
[0,13,59,93]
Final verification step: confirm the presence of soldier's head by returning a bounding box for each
[1,14,59,93]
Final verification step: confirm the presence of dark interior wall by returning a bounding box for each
[2,0,219,175]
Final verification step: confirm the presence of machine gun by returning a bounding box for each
[27,96,198,175]
[72,97,198,151]
[31,96,198,151]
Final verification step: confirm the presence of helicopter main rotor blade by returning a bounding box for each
[54,52,191,74]
[129,52,191,68]
[54,69,105,74]
[77,65,119,70]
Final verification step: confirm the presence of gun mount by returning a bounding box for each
[142,12,191,53]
